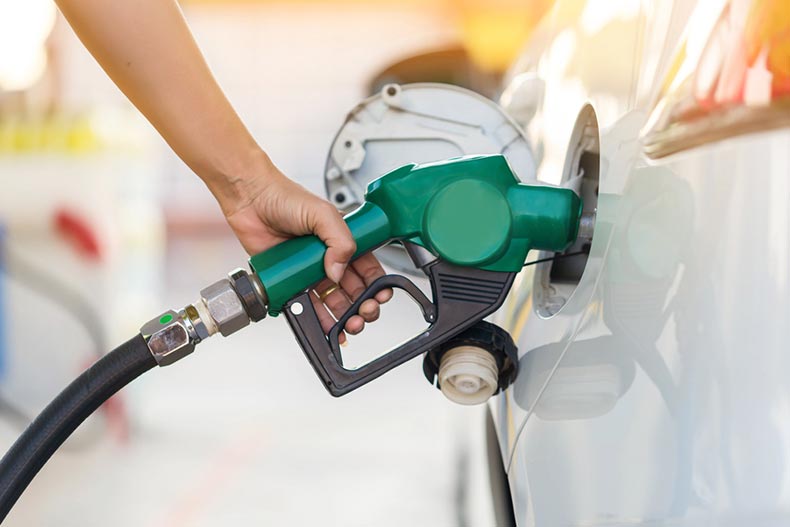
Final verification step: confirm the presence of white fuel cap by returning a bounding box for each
[323,82,536,274]
[437,345,499,405]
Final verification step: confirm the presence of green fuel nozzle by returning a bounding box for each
[250,154,582,315]
[247,154,583,397]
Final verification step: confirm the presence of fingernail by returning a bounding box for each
[376,288,393,304]
[329,263,345,283]
[360,299,378,318]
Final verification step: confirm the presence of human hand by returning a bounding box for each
[221,153,391,343]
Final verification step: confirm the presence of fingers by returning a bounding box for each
[307,202,391,337]
[309,291,346,345]
[314,261,382,336]
[339,267,380,323]
[310,203,356,283]
[351,253,392,304]
[315,278,366,335]
[315,254,390,335]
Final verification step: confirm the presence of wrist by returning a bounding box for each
[200,146,277,216]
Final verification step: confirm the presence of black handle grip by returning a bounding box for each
[283,260,515,397]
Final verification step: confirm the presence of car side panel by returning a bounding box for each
[506,127,790,526]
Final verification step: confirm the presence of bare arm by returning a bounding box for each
[57,0,256,208]
[56,0,389,336]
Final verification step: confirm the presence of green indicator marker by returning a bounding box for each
[159,313,173,324]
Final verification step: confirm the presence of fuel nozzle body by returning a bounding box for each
[250,155,582,315]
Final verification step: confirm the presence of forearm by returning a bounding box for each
[56,0,266,211]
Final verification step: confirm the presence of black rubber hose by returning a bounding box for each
[0,334,156,523]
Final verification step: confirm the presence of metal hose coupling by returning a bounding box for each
[141,268,268,366]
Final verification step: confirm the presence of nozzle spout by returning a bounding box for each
[507,184,583,253]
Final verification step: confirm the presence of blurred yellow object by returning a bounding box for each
[0,116,101,155]
[65,118,101,153]
[456,0,552,73]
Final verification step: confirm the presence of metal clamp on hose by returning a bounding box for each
[141,268,268,366]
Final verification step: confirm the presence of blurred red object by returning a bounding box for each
[53,208,102,262]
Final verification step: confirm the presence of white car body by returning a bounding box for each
[490,0,790,525]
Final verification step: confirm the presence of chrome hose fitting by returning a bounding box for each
[199,278,251,337]
[140,310,201,367]
[142,268,268,366]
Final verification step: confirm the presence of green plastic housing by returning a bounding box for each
[250,155,582,315]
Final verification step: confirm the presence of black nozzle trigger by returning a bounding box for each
[283,260,515,397]
[327,275,435,366]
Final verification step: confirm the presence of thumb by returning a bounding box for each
[310,202,356,283]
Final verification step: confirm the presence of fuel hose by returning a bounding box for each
[0,268,267,523]
[0,335,155,522]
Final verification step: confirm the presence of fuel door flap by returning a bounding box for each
[324,82,536,274]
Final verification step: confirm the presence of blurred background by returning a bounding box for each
[0,0,550,524]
